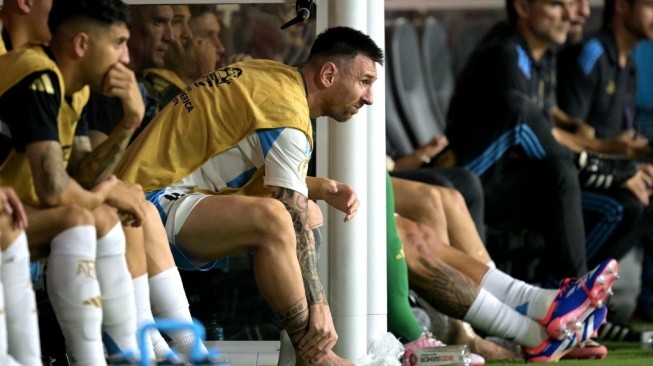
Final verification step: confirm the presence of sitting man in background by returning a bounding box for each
[443,0,648,291]
[557,0,653,324]
[0,0,144,363]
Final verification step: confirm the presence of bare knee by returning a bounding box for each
[92,204,120,237]
[439,187,468,213]
[59,205,96,229]
[250,199,296,251]
[408,184,444,217]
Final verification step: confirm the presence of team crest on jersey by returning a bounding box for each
[193,67,243,88]
[297,158,310,178]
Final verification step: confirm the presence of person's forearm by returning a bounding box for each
[75,125,135,187]
[306,176,331,201]
[552,127,586,153]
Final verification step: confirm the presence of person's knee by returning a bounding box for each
[439,186,467,213]
[92,204,121,237]
[459,169,484,199]
[251,199,296,250]
[542,159,581,195]
[60,204,96,229]
[414,183,443,213]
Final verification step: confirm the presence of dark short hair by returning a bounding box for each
[603,0,635,26]
[188,4,216,20]
[506,0,536,25]
[308,26,384,66]
[48,0,131,35]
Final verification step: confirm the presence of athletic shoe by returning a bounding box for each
[562,339,607,360]
[525,306,607,363]
[577,151,638,190]
[539,258,618,340]
[404,332,486,366]
[597,319,642,342]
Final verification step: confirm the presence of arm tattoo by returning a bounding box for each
[71,136,125,188]
[67,136,91,183]
[40,142,71,197]
[412,256,479,319]
[270,186,327,306]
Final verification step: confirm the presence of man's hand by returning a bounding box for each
[0,186,28,231]
[104,180,146,227]
[316,179,359,222]
[617,130,651,157]
[298,303,338,363]
[193,38,218,77]
[415,135,449,162]
[574,120,596,139]
[103,62,145,130]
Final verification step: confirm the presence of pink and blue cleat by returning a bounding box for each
[525,306,607,363]
[539,258,618,340]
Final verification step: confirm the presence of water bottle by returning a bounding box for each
[205,314,224,341]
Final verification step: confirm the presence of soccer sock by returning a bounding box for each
[133,274,175,361]
[480,267,557,320]
[385,173,424,342]
[149,267,207,357]
[46,225,106,365]
[463,288,548,348]
[2,232,41,365]
[0,270,21,366]
[95,222,138,358]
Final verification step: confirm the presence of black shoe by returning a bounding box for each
[596,320,642,342]
[576,151,638,190]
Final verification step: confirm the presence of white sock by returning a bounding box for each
[0,355,22,366]
[133,274,175,361]
[463,288,547,347]
[0,268,22,366]
[2,232,41,365]
[46,225,106,365]
[486,260,496,269]
[95,222,138,358]
[480,267,557,320]
[149,267,207,357]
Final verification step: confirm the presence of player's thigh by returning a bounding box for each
[175,194,293,258]
[391,177,443,216]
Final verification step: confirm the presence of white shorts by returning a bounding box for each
[145,189,228,271]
